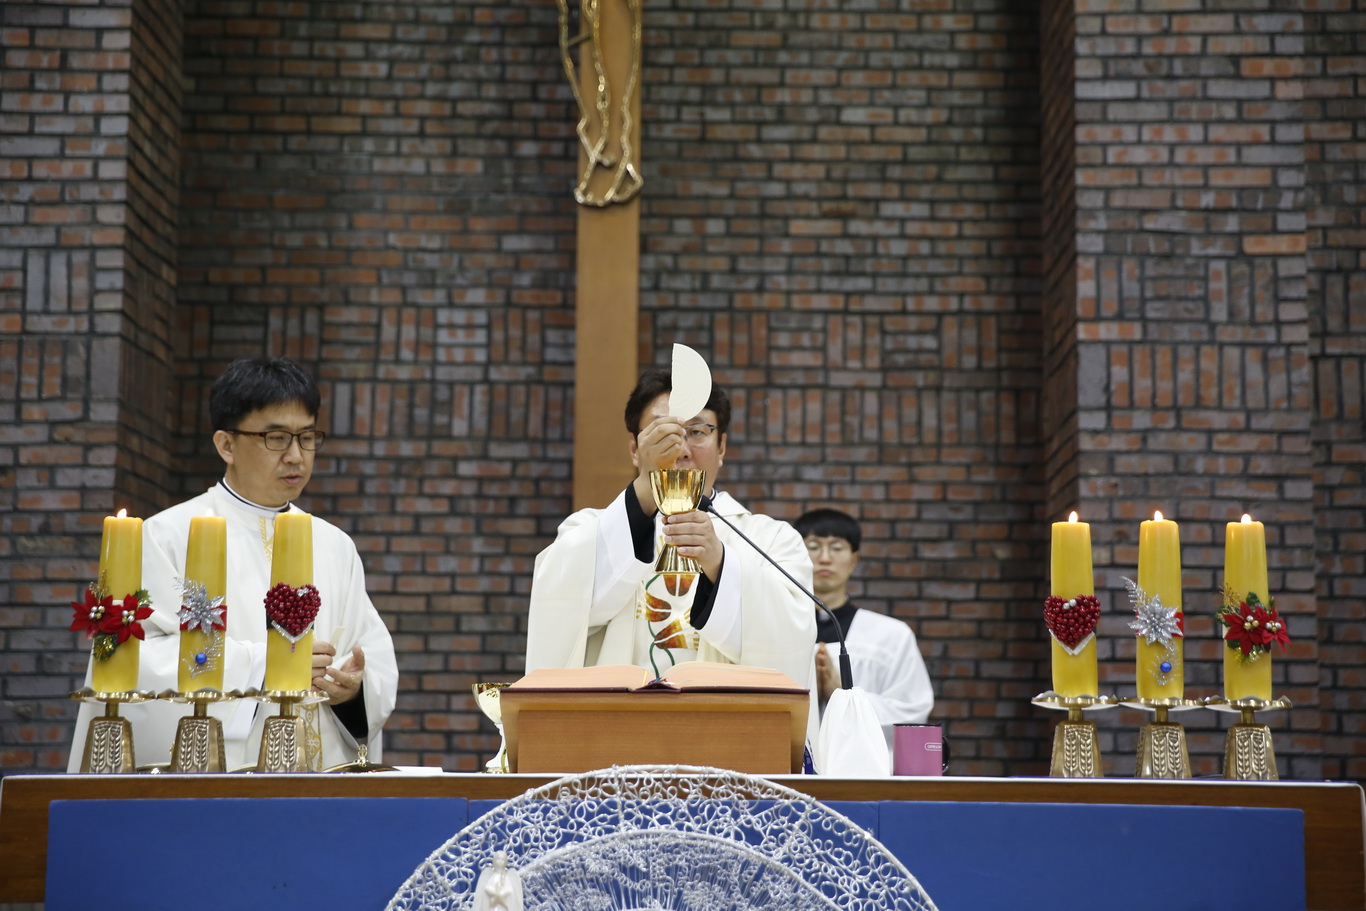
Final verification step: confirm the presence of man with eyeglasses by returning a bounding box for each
[68,356,397,771]
[795,508,933,759]
[526,368,817,730]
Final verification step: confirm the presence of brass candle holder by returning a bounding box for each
[649,468,706,575]
[71,687,155,773]
[1032,691,1119,778]
[161,688,242,773]
[248,689,329,773]
[472,681,512,773]
[1119,697,1202,779]
[1204,695,1291,780]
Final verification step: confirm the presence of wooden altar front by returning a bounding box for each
[1,773,1361,909]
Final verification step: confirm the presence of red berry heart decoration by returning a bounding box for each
[1044,594,1101,650]
[264,582,321,640]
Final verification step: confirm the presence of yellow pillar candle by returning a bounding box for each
[1135,511,1183,699]
[1223,513,1272,700]
[92,510,143,693]
[265,512,315,692]
[1050,511,1097,697]
[179,515,228,692]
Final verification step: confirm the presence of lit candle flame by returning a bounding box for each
[1068,511,1078,523]
[116,508,127,519]
[1241,513,1252,524]
[1154,510,1163,522]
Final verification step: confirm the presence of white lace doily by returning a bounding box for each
[386,764,937,911]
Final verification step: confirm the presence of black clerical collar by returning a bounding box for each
[815,600,859,643]
[218,479,292,516]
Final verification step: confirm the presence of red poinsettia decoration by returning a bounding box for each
[1219,592,1290,659]
[70,586,153,660]
[69,587,112,637]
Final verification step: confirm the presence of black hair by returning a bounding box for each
[209,356,321,430]
[623,367,732,437]
[794,508,862,552]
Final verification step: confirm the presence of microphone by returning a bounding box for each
[699,494,854,690]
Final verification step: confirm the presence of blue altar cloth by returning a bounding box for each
[46,795,1304,910]
[46,797,467,911]
[875,800,1305,911]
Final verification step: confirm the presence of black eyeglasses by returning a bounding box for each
[227,429,326,451]
[684,423,717,444]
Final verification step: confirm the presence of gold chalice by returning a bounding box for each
[649,468,706,575]
[472,681,511,773]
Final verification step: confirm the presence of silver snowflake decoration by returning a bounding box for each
[1123,577,1182,645]
[178,578,226,633]
[178,578,226,679]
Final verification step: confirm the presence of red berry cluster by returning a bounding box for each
[264,582,320,637]
[1044,594,1100,649]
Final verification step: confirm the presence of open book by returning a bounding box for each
[508,661,806,694]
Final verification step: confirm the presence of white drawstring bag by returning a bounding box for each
[813,686,891,777]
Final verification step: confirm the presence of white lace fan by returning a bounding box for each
[386,764,937,911]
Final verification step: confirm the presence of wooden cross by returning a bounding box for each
[557,0,644,509]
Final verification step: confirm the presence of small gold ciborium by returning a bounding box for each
[472,682,511,773]
[323,743,398,774]
[649,468,707,575]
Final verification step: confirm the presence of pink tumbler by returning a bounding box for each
[893,723,949,776]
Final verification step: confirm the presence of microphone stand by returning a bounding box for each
[700,496,854,690]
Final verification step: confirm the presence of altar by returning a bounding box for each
[2,773,1361,910]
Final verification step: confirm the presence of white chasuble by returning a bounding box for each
[526,488,818,736]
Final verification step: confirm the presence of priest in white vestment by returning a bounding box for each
[525,369,818,733]
[68,357,398,771]
[797,509,934,761]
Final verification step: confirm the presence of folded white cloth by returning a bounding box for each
[814,687,892,777]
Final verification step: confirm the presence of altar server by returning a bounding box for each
[525,369,817,728]
[796,508,934,759]
[68,357,397,770]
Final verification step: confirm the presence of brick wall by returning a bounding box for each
[639,2,1049,773]
[169,0,579,768]
[1063,1,1321,777]
[1306,0,1366,781]
[1,0,1362,781]
[1,0,181,770]
[1041,0,1080,523]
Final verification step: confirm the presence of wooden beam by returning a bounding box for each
[571,0,642,510]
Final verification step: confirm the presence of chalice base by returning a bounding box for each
[257,714,308,773]
[1135,721,1191,779]
[1224,722,1278,780]
[653,545,700,576]
[484,747,509,774]
[1050,719,1103,778]
[171,714,228,773]
[81,716,135,774]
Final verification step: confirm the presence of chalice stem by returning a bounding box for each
[488,723,509,773]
